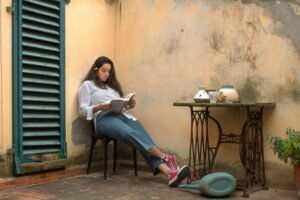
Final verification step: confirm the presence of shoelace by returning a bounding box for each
[163,155,177,171]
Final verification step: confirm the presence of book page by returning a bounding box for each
[110,99,127,113]
[125,92,136,101]
[109,92,136,113]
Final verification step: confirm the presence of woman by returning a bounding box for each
[78,56,189,187]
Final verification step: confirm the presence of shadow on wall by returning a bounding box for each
[71,117,91,146]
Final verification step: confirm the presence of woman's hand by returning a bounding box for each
[100,102,112,111]
[93,102,112,113]
[127,99,136,109]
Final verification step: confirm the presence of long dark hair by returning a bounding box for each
[83,56,123,97]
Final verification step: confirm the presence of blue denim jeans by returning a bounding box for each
[95,112,163,174]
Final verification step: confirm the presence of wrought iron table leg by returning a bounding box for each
[187,107,221,182]
[240,107,267,197]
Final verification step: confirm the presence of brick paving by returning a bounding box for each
[0,170,298,200]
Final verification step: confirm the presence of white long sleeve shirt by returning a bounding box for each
[78,80,136,124]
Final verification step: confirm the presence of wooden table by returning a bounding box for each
[173,102,276,197]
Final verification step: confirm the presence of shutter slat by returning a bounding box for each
[23,140,61,146]
[23,77,59,85]
[23,51,59,61]
[22,33,59,44]
[24,131,60,137]
[23,96,60,102]
[23,15,60,27]
[23,59,59,69]
[23,6,60,19]
[23,42,59,52]
[23,69,59,77]
[23,87,60,94]
[23,114,60,119]
[23,0,60,11]
[23,149,60,155]
[23,122,60,128]
[23,105,60,111]
[23,24,59,35]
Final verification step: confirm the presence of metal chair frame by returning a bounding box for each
[86,121,138,179]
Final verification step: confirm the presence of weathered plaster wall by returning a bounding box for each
[0,0,13,158]
[66,0,117,159]
[115,0,300,189]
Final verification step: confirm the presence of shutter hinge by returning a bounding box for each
[6,6,15,13]
[65,0,71,4]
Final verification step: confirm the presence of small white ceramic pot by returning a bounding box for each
[218,85,240,103]
[193,87,210,103]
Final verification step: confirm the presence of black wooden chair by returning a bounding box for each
[86,121,138,179]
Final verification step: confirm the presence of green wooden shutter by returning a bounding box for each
[13,0,67,175]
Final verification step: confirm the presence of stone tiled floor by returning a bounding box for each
[0,170,298,200]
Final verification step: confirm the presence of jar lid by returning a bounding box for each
[220,85,234,89]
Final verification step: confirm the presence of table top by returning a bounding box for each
[173,102,276,108]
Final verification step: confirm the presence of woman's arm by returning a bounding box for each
[78,82,112,120]
[78,82,94,120]
[92,103,112,113]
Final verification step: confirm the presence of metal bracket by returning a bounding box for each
[6,6,14,13]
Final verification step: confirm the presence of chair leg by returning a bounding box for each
[113,140,117,172]
[133,148,138,176]
[103,139,108,179]
[87,137,96,174]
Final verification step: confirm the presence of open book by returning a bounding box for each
[108,92,136,113]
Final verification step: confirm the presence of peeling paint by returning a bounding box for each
[242,0,300,53]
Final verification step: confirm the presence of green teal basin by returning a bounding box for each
[179,172,236,197]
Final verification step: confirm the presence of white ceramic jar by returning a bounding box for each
[193,87,210,103]
[218,85,239,103]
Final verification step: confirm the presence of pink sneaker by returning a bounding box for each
[162,154,179,171]
[168,165,189,187]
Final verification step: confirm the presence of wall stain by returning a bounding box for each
[245,21,259,70]
[209,64,230,89]
[209,32,224,53]
[245,45,257,70]
[180,95,188,101]
[247,21,258,32]
[105,0,117,5]
[238,77,261,103]
[71,117,91,145]
[274,74,300,103]
[166,39,179,54]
